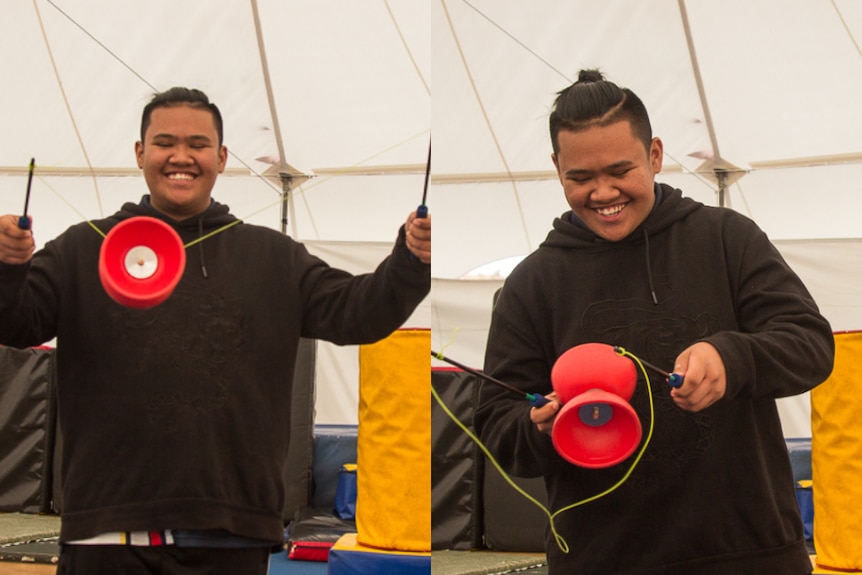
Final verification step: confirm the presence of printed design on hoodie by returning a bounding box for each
[109,289,244,433]
[580,273,717,486]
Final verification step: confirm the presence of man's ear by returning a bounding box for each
[218,145,228,173]
[649,137,663,174]
[551,152,563,185]
[135,141,144,169]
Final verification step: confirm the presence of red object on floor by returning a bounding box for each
[287,540,334,562]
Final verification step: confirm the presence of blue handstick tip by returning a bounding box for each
[18,216,30,230]
[528,393,550,408]
[667,373,684,388]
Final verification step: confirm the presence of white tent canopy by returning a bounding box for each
[0,0,431,236]
[2,1,861,434]
[433,0,862,278]
[430,0,862,437]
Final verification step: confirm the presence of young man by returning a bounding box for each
[474,70,833,574]
[0,87,431,574]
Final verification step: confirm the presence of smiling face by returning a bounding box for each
[552,120,663,242]
[135,104,227,221]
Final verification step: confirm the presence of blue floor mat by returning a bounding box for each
[269,549,329,575]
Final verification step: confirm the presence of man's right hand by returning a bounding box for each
[531,391,560,435]
[0,215,35,265]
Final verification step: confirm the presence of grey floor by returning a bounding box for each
[431,550,547,575]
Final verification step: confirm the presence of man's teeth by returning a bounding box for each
[596,204,624,216]
[168,173,193,180]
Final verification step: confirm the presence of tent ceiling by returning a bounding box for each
[1,1,861,280]
[432,0,862,277]
[0,0,430,242]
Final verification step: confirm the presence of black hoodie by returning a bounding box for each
[476,184,833,574]
[0,196,430,544]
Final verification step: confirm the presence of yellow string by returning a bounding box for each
[206,127,429,238]
[431,384,570,551]
[182,220,242,248]
[33,174,107,239]
[30,128,429,247]
[547,348,655,531]
[432,345,656,554]
[434,327,460,361]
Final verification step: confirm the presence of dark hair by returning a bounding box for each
[549,69,652,155]
[140,87,224,146]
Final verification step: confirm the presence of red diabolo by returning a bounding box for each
[98,216,186,309]
[550,343,643,469]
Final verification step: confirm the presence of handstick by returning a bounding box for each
[638,359,684,388]
[614,347,684,388]
[409,142,431,263]
[19,158,35,230]
[417,140,430,218]
[431,350,550,407]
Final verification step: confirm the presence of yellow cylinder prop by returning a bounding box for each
[356,328,430,552]
[811,331,862,571]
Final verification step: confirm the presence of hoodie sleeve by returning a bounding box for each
[702,213,834,400]
[297,225,430,345]
[0,248,61,348]
[474,276,559,478]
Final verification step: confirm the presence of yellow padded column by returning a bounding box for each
[811,331,862,571]
[356,328,430,552]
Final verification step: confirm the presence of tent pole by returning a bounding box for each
[251,0,289,185]
[279,173,293,236]
[678,0,726,207]
[716,170,727,208]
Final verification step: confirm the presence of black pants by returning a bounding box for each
[57,544,271,575]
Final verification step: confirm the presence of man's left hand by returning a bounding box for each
[405,211,431,264]
[670,342,727,412]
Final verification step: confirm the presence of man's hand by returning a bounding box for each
[0,215,35,265]
[531,391,560,435]
[671,342,727,412]
[405,210,430,264]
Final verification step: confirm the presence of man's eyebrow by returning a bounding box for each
[604,160,636,171]
[151,133,213,143]
[564,160,635,176]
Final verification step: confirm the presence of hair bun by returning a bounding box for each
[577,69,605,83]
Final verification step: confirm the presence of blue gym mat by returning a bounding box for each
[269,550,328,575]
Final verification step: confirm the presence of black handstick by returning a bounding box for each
[638,358,684,388]
[613,347,684,388]
[409,142,431,262]
[19,158,35,230]
[417,141,430,218]
[431,350,551,407]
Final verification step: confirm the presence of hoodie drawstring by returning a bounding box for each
[643,227,658,305]
[198,218,208,279]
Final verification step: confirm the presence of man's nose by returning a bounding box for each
[169,147,194,163]
[590,176,619,202]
